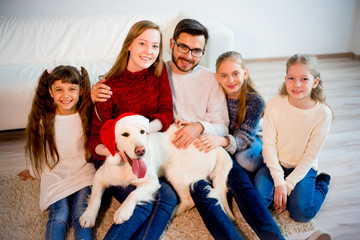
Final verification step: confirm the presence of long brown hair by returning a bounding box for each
[25,65,92,176]
[104,20,163,79]
[216,51,264,128]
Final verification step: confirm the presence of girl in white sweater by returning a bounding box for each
[253,54,333,222]
[21,65,95,240]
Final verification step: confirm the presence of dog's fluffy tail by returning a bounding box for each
[207,148,235,221]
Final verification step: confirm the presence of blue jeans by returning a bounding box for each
[45,186,92,240]
[254,165,329,222]
[191,160,284,240]
[103,180,177,240]
[96,160,177,240]
[235,136,263,173]
[132,179,178,240]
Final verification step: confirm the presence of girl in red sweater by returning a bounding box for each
[89,20,175,240]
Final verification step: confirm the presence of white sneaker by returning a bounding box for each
[306,229,331,240]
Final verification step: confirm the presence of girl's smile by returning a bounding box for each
[285,63,319,109]
[216,60,248,99]
[49,80,80,115]
[127,28,160,72]
[226,84,238,89]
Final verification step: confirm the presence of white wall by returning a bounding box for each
[1,0,359,59]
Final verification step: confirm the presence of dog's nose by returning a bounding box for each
[135,146,145,156]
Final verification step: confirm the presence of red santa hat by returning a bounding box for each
[100,113,149,156]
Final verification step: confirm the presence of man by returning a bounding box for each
[166,19,229,150]
[92,18,285,240]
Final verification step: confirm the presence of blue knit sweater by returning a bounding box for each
[224,92,264,154]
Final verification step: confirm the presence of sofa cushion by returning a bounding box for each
[0,12,179,66]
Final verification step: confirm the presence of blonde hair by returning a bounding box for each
[104,20,163,79]
[25,66,92,176]
[280,54,334,118]
[216,51,264,128]
[280,54,324,100]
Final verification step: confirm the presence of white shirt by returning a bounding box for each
[39,113,95,210]
[166,62,229,136]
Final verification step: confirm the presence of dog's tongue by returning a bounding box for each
[132,158,147,179]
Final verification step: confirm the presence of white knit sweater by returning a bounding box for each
[39,113,95,211]
[165,62,229,136]
[262,95,332,194]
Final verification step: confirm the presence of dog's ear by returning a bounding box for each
[100,119,117,156]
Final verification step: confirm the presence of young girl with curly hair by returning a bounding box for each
[21,65,94,240]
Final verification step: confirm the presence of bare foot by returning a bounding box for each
[17,169,35,181]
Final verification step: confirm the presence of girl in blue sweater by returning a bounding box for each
[192,51,284,239]
[194,51,265,175]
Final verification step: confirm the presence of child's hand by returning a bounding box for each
[172,122,203,149]
[195,134,230,153]
[273,184,287,214]
[17,170,35,181]
[194,134,223,153]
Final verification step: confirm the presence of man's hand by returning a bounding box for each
[172,122,204,149]
[273,184,287,214]
[174,118,191,128]
[91,79,113,103]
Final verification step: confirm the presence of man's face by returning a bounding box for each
[170,32,206,74]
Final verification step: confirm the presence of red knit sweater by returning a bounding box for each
[89,64,174,160]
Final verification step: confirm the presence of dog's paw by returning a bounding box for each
[113,205,135,224]
[79,209,97,228]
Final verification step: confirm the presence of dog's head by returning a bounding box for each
[100,113,149,179]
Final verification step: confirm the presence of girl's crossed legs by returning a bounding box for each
[254,165,329,222]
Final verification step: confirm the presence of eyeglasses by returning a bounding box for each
[174,40,204,58]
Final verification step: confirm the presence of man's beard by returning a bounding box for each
[171,51,199,73]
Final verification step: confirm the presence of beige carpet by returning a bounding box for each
[0,175,315,240]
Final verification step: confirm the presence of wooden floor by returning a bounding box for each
[0,57,359,239]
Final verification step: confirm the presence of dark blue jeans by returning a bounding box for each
[132,179,178,240]
[96,160,177,240]
[254,165,329,222]
[191,160,285,240]
[45,186,92,240]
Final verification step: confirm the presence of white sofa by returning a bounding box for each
[0,11,233,131]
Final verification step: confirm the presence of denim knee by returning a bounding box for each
[190,180,210,198]
[287,194,314,222]
[157,181,178,212]
[235,151,263,173]
[253,165,274,207]
[48,202,71,224]
[288,204,314,222]
[72,186,91,220]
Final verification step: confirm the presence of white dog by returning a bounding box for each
[80,113,234,228]
[149,124,234,220]
[80,113,161,228]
